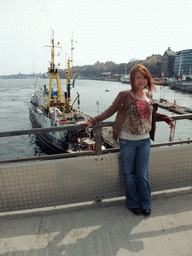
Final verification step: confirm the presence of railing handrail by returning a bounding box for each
[0,113,192,164]
[0,114,192,138]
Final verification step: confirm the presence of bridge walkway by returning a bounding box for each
[0,188,192,255]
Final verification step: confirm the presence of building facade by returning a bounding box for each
[174,49,192,76]
[161,47,176,77]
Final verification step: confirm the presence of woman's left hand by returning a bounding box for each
[169,120,175,130]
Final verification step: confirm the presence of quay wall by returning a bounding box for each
[0,143,192,213]
[156,99,192,116]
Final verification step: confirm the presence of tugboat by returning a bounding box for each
[29,32,91,153]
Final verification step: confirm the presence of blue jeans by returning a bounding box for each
[119,138,151,210]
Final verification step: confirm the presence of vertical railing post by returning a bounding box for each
[94,125,102,155]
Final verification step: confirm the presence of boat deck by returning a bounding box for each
[1,188,192,255]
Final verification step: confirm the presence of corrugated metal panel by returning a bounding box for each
[0,144,192,212]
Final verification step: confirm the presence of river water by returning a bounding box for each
[0,78,192,160]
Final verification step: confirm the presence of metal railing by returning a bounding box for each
[0,114,192,164]
[0,114,192,212]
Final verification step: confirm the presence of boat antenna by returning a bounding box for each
[71,32,78,87]
[71,31,74,68]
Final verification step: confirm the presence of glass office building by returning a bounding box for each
[174,49,192,76]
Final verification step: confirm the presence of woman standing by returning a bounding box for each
[83,64,175,216]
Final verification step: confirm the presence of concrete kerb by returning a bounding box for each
[151,186,192,200]
[0,186,191,221]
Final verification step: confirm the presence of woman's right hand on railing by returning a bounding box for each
[82,120,93,130]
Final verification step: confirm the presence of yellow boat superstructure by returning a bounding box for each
[45,33,80,122]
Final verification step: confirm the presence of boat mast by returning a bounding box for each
[178,52,182,77]
[47,30,64,108]
[65,59,71,111]
[65,32,79,113]
[71,32,74,68]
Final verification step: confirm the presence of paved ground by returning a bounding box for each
[0,189,192,256]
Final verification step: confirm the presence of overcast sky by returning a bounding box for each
[0,0,191,75]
